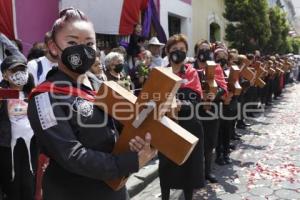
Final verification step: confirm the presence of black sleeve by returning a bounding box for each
[240,77,250,88]
[28,93,139,181]
[214,87,226,102]
[177,88,201,114]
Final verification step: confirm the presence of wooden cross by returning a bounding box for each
[239,57,255,83]
[264,60,276,77]
[227,65,242,96]
[94,67,199,190]
[252,61,267,88]
[203,61,218,95]
[274,61,285,75]
[283,59,293,71]
[222,65,242,105]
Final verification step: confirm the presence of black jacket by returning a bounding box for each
[0,81,11,147]
[0,75,34,147]
[27,69,139,200]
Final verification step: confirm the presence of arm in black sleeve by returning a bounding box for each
[28,92,139,181]
[240,77,250,88]
[177,88,201,114]
[214,87,226,102]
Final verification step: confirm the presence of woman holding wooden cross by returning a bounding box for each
[27,8,156,200]
[158,34,205,200]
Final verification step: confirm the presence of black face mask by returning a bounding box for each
[197,49,211,62]
[170,50,186,64]
[217,58,228,68]
[114,64,124,73]
[59,44,96,74]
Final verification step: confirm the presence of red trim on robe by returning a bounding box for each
[176,64,203,98]
[29,82,96,101]
[214,64,228,94]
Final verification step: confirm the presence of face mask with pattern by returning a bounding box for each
[9,71,29,86]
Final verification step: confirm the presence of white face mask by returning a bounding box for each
[9,71,29,86]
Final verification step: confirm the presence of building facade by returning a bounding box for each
[159,0,193,54]
[192,0,227,51]
[0,0,59,55]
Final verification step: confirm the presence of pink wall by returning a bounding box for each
[15,0,59,55]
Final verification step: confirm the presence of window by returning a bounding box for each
[168,15,181,37]
[209,23,221,43]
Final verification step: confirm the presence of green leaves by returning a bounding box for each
[138,63,150,77]
[223,0,298,54]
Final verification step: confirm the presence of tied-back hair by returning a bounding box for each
[194,40,211,57]
[165,34,188,54]
[51,7,90,40]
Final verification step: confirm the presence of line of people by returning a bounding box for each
[0,7,299,200]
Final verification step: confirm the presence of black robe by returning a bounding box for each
[158,88,205,189]
[28,70,139,200]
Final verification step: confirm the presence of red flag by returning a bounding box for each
[119,0,149,35]
[0,0,15,40]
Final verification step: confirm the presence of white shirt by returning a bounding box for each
[27,56,58,85]
[150,56,164,68]
[8,92,34,179]
[162,56,169,67]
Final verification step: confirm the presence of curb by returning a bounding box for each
[127,159,159,197]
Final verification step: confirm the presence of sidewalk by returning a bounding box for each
[127,159,159,197]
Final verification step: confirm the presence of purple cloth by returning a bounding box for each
[142,0,167,43]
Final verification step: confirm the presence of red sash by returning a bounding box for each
[29,81,96,101]
[30,82,96,200]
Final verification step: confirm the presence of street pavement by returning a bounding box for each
[130,83,300,200]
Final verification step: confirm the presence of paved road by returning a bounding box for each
[132,83,300,200]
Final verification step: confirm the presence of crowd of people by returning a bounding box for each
[0,7,299,200]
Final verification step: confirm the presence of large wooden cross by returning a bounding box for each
[239,57,255,83]
[203,61,218,94]
[252,61,267,88]
[94,67,199,190]
[264,60,276,77]
[274,61,285,75]
[227,65,242,96]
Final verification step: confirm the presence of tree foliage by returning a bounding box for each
[224,0,300,54]
[266,6,290,54]
[224,0,271,54]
